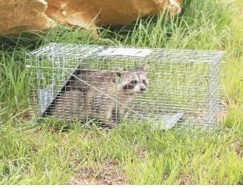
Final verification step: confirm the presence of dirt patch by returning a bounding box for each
[68,160,127,185]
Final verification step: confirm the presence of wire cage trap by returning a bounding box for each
[27,43,224,129]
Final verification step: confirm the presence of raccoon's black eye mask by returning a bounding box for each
[142,80,147,85]
[123,80,137,90]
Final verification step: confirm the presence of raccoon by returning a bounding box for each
[45,65,148,127]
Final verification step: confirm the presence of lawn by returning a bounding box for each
[0,0,242,184]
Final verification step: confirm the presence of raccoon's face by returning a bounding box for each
[118,70,148,95]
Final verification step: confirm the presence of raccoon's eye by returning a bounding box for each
[142,80,147,85]
[130,80,138,85]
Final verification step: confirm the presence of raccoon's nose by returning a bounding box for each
[140,87,146,92]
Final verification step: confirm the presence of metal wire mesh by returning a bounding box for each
[27,43,224,128]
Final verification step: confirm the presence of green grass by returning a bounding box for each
[0,0,242,184]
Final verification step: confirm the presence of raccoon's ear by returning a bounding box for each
[113,72,122,83]
[116,72,121,77]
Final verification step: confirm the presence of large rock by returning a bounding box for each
[46,0,182,36]
[0,0,55,35]
[0,0,182,36]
